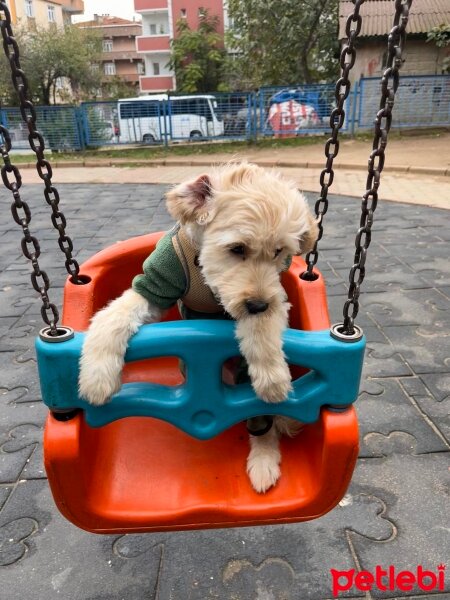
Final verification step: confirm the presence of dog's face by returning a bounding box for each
[166,163,318,320]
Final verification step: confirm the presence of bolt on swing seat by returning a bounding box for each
[36,232,365,534]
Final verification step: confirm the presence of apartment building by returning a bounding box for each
[7,0,84,26]
[77,15,144,96]
[134,0,226,93]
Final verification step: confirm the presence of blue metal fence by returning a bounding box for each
[0,105,83,151]
[358,74,450,129]
[1,75,448,152]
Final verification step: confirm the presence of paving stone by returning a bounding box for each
[399,375,450,444]
[382,326,450,374]
[349,453,450,598]
[0,353,41,402]
[363,288,450,329]
[419,373,450,402]
[327,294,375,330]
[357,379,448,457]
[318,268,348,296]
[335,263,431,293]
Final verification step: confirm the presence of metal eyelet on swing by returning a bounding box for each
[39,326,74,343]
[330,323,364,342]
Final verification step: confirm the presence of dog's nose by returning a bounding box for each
[245,299,269,314]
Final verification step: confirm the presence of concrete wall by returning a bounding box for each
[349,38,449,84]
[15,0,65,28]
[171,0,224,36]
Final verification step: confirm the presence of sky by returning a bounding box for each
[73,0,140,22]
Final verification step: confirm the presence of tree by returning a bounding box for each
[427,24,450,74]
[226,0,339,88]
[168,10,228,93]
[0,24,102,105]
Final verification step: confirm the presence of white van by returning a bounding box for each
[117,94,224,143]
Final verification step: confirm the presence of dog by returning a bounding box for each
[79,162,318,493]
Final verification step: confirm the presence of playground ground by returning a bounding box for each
[0,131,449,599]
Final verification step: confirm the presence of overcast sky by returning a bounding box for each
[73,0,140,22]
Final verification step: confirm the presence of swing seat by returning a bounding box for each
[36,232,364,534]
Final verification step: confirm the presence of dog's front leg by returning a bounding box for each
[246,416,301,492]
[235,301,292,403]
[79,289,162,406]
[247,425,281,493]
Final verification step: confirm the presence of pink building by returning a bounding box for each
[134,0,226,93]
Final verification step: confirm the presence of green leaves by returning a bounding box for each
[168,10,228,93]
[227,0,339,87]
[0,24,103,105]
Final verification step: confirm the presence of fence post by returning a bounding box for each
[258,90,264,138]
[252,92,258,141]
[75,106,86,151]
[163,98,170,147]
[351,79,359,137]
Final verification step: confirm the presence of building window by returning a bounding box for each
[25,0,34,18]
[47,4,56,22]
[103,39,113,52]
[180,8,186,17]
[90,63,100,72]
[137,62,145,75]
[198,7,206,17]
[104,62,116,76]
[153,62,160,76]
[149,23,157,35]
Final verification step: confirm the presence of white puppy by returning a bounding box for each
[79,162,318,493]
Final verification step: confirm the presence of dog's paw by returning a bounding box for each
[247,452,281,493]
[78,357,122,406]
[251,362,292,403]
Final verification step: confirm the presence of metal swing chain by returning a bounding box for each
[0,124,60,334]
[302,0,366,280]
[0,1,81,284]
[341,0,413,336]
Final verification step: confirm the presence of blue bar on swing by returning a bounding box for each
[36,320,365,440]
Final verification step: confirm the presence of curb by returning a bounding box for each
[16,158,450,177]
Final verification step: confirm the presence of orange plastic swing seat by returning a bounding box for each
[44,232,359,534]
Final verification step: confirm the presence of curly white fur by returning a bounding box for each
[79,289,162,406]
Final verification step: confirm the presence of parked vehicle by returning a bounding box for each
[117,94,224,144]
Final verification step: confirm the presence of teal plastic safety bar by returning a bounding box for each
[36,320,365,440]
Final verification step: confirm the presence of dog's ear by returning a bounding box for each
[166,174,213,225]
[298,213,319,255]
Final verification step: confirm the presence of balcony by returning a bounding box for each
[136,35,170,53]
[135,0,168,11]
[140,75,174,92]
[102,51,141,61]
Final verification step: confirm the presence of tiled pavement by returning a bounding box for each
[0,183,449,600]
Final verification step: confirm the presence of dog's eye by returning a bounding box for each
[274,248,283,258]
[230,245,246,258]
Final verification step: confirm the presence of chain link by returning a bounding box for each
[342,0,413,335]
[0,125,60,334]
[302,0,366,280]
[0,0,81,284]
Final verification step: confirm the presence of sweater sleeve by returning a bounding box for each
[132,232,187,309]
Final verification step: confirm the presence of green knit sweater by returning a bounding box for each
[132,230,186,310]
[132,228,292,313]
